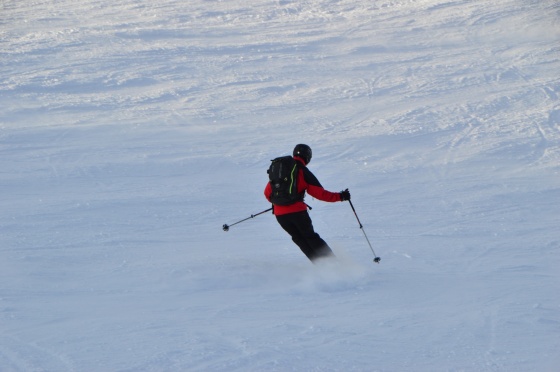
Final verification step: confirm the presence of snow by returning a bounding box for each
[1,0,559,370]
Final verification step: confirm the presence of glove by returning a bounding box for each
[340,188,351,201]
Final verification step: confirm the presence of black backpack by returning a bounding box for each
[267,156,304,205]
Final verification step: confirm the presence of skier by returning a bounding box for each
[264,144,351,262]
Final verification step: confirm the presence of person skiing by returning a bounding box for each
[264,144,351,262]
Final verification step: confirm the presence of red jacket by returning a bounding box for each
[264,156,342,215]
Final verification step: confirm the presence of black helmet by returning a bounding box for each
[293,144,312,164]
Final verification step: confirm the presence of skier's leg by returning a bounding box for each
[293,211,335,261]
[277,211,334,262]
[276,213,316,260]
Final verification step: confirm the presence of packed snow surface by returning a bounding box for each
[1,0,559,370]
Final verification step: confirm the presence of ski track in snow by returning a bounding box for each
[1,0,560,371]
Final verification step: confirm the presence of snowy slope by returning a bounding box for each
[1,0,559,370]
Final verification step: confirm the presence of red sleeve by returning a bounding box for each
[299,167,342,202]
[264,182,272,202]
[307,184,342,202]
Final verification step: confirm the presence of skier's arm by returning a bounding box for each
[307,184,342,202]
[264,182,272,202]
[302,168,342,202]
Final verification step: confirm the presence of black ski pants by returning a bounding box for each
[276,210,334,262]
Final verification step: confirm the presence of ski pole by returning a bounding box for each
[223,207,273,231]
[348,200,381,263]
